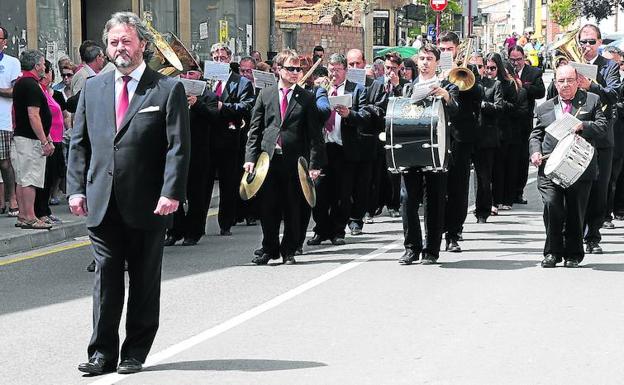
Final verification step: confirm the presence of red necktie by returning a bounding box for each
[563,100,572,114]
[277,88,291,147]
[324,87,338,133]
[116,76,132,130]
[215,80,223,98]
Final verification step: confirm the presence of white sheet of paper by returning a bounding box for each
[203,61,230,82]
[328,94,353,108]
[545,112,582,141]
[569,62,598,81]
[410,78,440,101]
[346,68,367,86]
[252,69,277,89]
[439,51,454,72]
[177,78,207,96]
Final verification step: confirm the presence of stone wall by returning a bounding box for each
[275,22,364,58]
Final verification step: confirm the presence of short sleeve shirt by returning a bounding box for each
[13,76,52,139]
[0,54,22,131]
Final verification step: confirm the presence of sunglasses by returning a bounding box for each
[579,39,598,46]
[61,73,74,78]
[282,66,302,73]
[475,64,483,69]
[486,66,497,71]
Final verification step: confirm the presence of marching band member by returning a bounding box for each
[245,49,324,265]
[530,65,607,268]
[399,43,458,265]
[308,53,371,244]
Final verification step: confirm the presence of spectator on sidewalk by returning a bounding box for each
[71,41,106,94]
[0,26,21,216]
[12,49,54,230]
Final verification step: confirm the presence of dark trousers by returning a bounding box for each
[34,142,64,218]
[445,141,473,240]
[205,143,240,232]
[493,141,518,206]
[386,172,401,210]
[259,154,301,257]
[584,147,614,243]
[514,133,530,200]
[473,148,495,219]
[538,175,592,262]
[606,154,624,221]
[87,195,166,363]
[366,154,385,216]
[313,143,372,238]
[235,128,257,222]
[402,170,446,257]
[613,158,624,217]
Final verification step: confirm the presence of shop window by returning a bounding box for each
[373,17,389,46]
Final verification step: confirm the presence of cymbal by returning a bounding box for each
[239,152,270,200]
[297,156,316,208]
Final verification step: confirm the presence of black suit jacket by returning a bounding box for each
[519,65,546,114]
[67,66,191,229]
[478,77,504,149]
[529,90,608,181]
[614,77,624,157]
[451,82,482,143]
[213,72,255,148]
[246,84,326,171]
[338,80,374,162]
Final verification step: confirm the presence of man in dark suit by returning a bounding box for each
[529,65,607,268]
[575,24,621,254]
[204,43,255,236]
[399,44,459,265]
[308,53,372,244]
[67,12,190,375]
[509,45,546,204]
[245,49,325,265]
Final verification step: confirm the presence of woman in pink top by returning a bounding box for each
[34,60,67,224]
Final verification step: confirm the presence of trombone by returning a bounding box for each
[447,38,476,91]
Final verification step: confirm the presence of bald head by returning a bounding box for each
[346,49,366,69]
[555,65,579,101]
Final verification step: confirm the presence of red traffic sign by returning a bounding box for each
[430,0,448,11]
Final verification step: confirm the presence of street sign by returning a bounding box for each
[430,0,448,12]
[427,24,436,40]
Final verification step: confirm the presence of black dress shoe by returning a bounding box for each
[254,247,264,256]
[602,220,615,229]
[78,357,116,375]
[330,236,346,245]
[476,217,487,224]
[421,253,438,265]
[86,260,96,272]
[564,260,580,268]
[245,218,257,226]
[446,239,462,252]
[514,197,528,204]
[252,253,278,265]
[307,234,325,246]
[117,358,143,374]
[398,250,419,265]
[541,254,557,268]
[220,229,232,236]
[163,235,181,246]
[283,255,296,265]
[586,241,603,254]
[295,248,303,255]
[182,238,198,246]
[615,214,624,221]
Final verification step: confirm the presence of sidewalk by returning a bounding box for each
[0,181,220,257]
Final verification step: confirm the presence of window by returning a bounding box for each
[143,0,178,35]
[373,17,389,46]
[0,0,27,57]
[37,0,70,60]
[283,30,296,49]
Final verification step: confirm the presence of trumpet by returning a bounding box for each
[447,38,476,91]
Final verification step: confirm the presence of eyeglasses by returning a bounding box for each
[509,57,524,62]
[282,66,302,73]
[239,68,253,74]
[556,78,577,85]
[486,66,497,71]
[579,39,598,46]
[61,73,74,78]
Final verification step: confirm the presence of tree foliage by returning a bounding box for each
[551,0,580,28]
[573,0,615,22]
[414,0,463,32]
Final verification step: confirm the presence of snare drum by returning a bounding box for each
[544,134,594,188]
[384,96,449,173]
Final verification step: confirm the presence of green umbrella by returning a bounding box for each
[375,46,419,59]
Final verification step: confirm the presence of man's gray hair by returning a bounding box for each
[603,45,624,57]
[19,49,44,71]
[210,42,232,56]
[328,53,347,68]
[239,56,256,66]
[83,45,103,64]
[102,12,154,48]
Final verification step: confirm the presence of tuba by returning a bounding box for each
[448,38,476,91]
[550,28,584,70]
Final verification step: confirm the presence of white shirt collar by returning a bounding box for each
[587,55,598,65]
[278,82,297,91]
[114,61,146,83]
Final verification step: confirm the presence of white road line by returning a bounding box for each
[88,239,403,385]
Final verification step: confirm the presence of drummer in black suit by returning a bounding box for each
[529,65,608,268]
[398,43,459,265]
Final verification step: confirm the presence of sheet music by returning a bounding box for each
[410,78,440,102]
[177,78,207,96]
[439,51,454,72]
[252,69,277,89]
[346,68,367,86]
[328,94,353,108]
[203,61,230,82]
[545,112,582,141]
[569,62,598,80]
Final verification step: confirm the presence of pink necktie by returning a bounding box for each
[116,76,131,130]
[215,80,223,98]
[277,88,291,147]
[563,100,572,114]
[324,87,338,133]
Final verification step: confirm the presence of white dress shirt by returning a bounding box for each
[326,82,346,145]
[114,60,146,109]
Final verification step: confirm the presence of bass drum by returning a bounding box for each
[384,96,449,172]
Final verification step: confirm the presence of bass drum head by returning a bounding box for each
[434,98,447,169]
[544,134,574,176]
